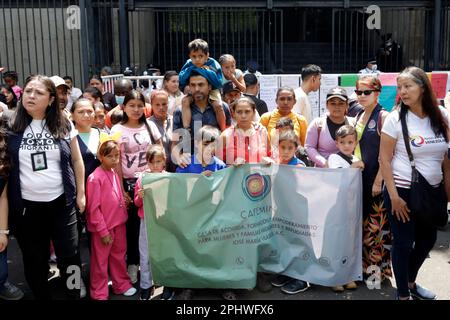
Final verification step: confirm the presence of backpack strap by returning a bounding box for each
[317,117,325,138]
[376,109,388,136]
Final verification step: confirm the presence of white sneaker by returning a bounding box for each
[127,264,139,284]
[123,287,137,297]
[80,278,87,299]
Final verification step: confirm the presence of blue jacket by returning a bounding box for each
[179,57,223,89]
[176,155,226,174]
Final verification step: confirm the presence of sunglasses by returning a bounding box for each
[355,89,379,96]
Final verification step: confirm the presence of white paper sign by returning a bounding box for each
[280,76,300,89]
[259,75,279,111]
[308,91,320,119]
[319,74,340,117]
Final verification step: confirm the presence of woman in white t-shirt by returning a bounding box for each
[7,75,85,299]
[380,67,450,300]
[110,90,162,284]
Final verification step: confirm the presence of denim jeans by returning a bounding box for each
[383,187,437,297]
[0,248,7,288]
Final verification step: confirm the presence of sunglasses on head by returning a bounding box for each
[355,89,379,96]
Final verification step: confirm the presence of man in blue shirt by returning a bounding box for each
[172,72,231,167]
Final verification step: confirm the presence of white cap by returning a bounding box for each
[50,75,69,89]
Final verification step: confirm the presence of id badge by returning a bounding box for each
[31,152,48,171]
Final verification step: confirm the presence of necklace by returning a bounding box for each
[102,167,124,208]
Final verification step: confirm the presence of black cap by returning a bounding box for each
[222,82,240,95]
[367,57,377,64]
[326,87,348,102]
[246,60,259,72]
[244,73,258,87]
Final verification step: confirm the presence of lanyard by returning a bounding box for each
[28,121,48,140]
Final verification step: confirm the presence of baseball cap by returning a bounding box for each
[326,87,348,102]
[367,57,377,64]
[222,82,240,95]
[50,75,70,89]
[246,60,260,72]
[244,73,258,87]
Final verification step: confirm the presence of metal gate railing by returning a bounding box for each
[128,8,283,74]
[332,7,432,73]
[0,0,85,87]
[1,1,449,89]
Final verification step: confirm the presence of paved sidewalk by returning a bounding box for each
[5,226,450,300]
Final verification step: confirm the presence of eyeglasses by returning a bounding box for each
[355,89,379,96]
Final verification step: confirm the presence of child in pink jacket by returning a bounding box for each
[86,138,137,300]
[134,145,166,300]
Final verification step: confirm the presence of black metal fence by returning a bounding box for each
[130,8,283,74]
[443,2,450,69]
[332,7,432,73]
[1,1,449,87]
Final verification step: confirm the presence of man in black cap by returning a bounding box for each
[243,60,262,77]
[359,58,380,75]
[243,73,268,116]
[222,81,242,106]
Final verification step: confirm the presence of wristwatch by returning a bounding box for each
[0,229,9,235]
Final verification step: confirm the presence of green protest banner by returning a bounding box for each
[143,164,362,288]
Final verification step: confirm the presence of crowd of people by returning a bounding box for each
[0,38,449,301]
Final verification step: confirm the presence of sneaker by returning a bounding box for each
[127,264,139,284]
[139,286,154,300]
[80,278,87,299]
[47,269,57,281]
[344,281,357,290]
[123,287,137,297]
[256,272,273,293]
[331,285,345,293]
[396,295,413,300]
[222,290,237,300]
[161,287,175,300]
[177,289,194,300]
[271,275,292,287]
[280,279,309,294]
[0,281,25,300]
[409,284,437,300]
[49,252,57,263]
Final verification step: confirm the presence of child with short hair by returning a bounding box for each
[274,119,312,167]
[276,130,305,167]
[175,125,230,300]
[86,136,137,300]
[176,125,226,175]
[275,118,295,132]
[328,125,364,170]
[327,124,362,292]
[93,102,110,133]
[269,129,309,296]
[178,39,226,131]
[134,144,167,300]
